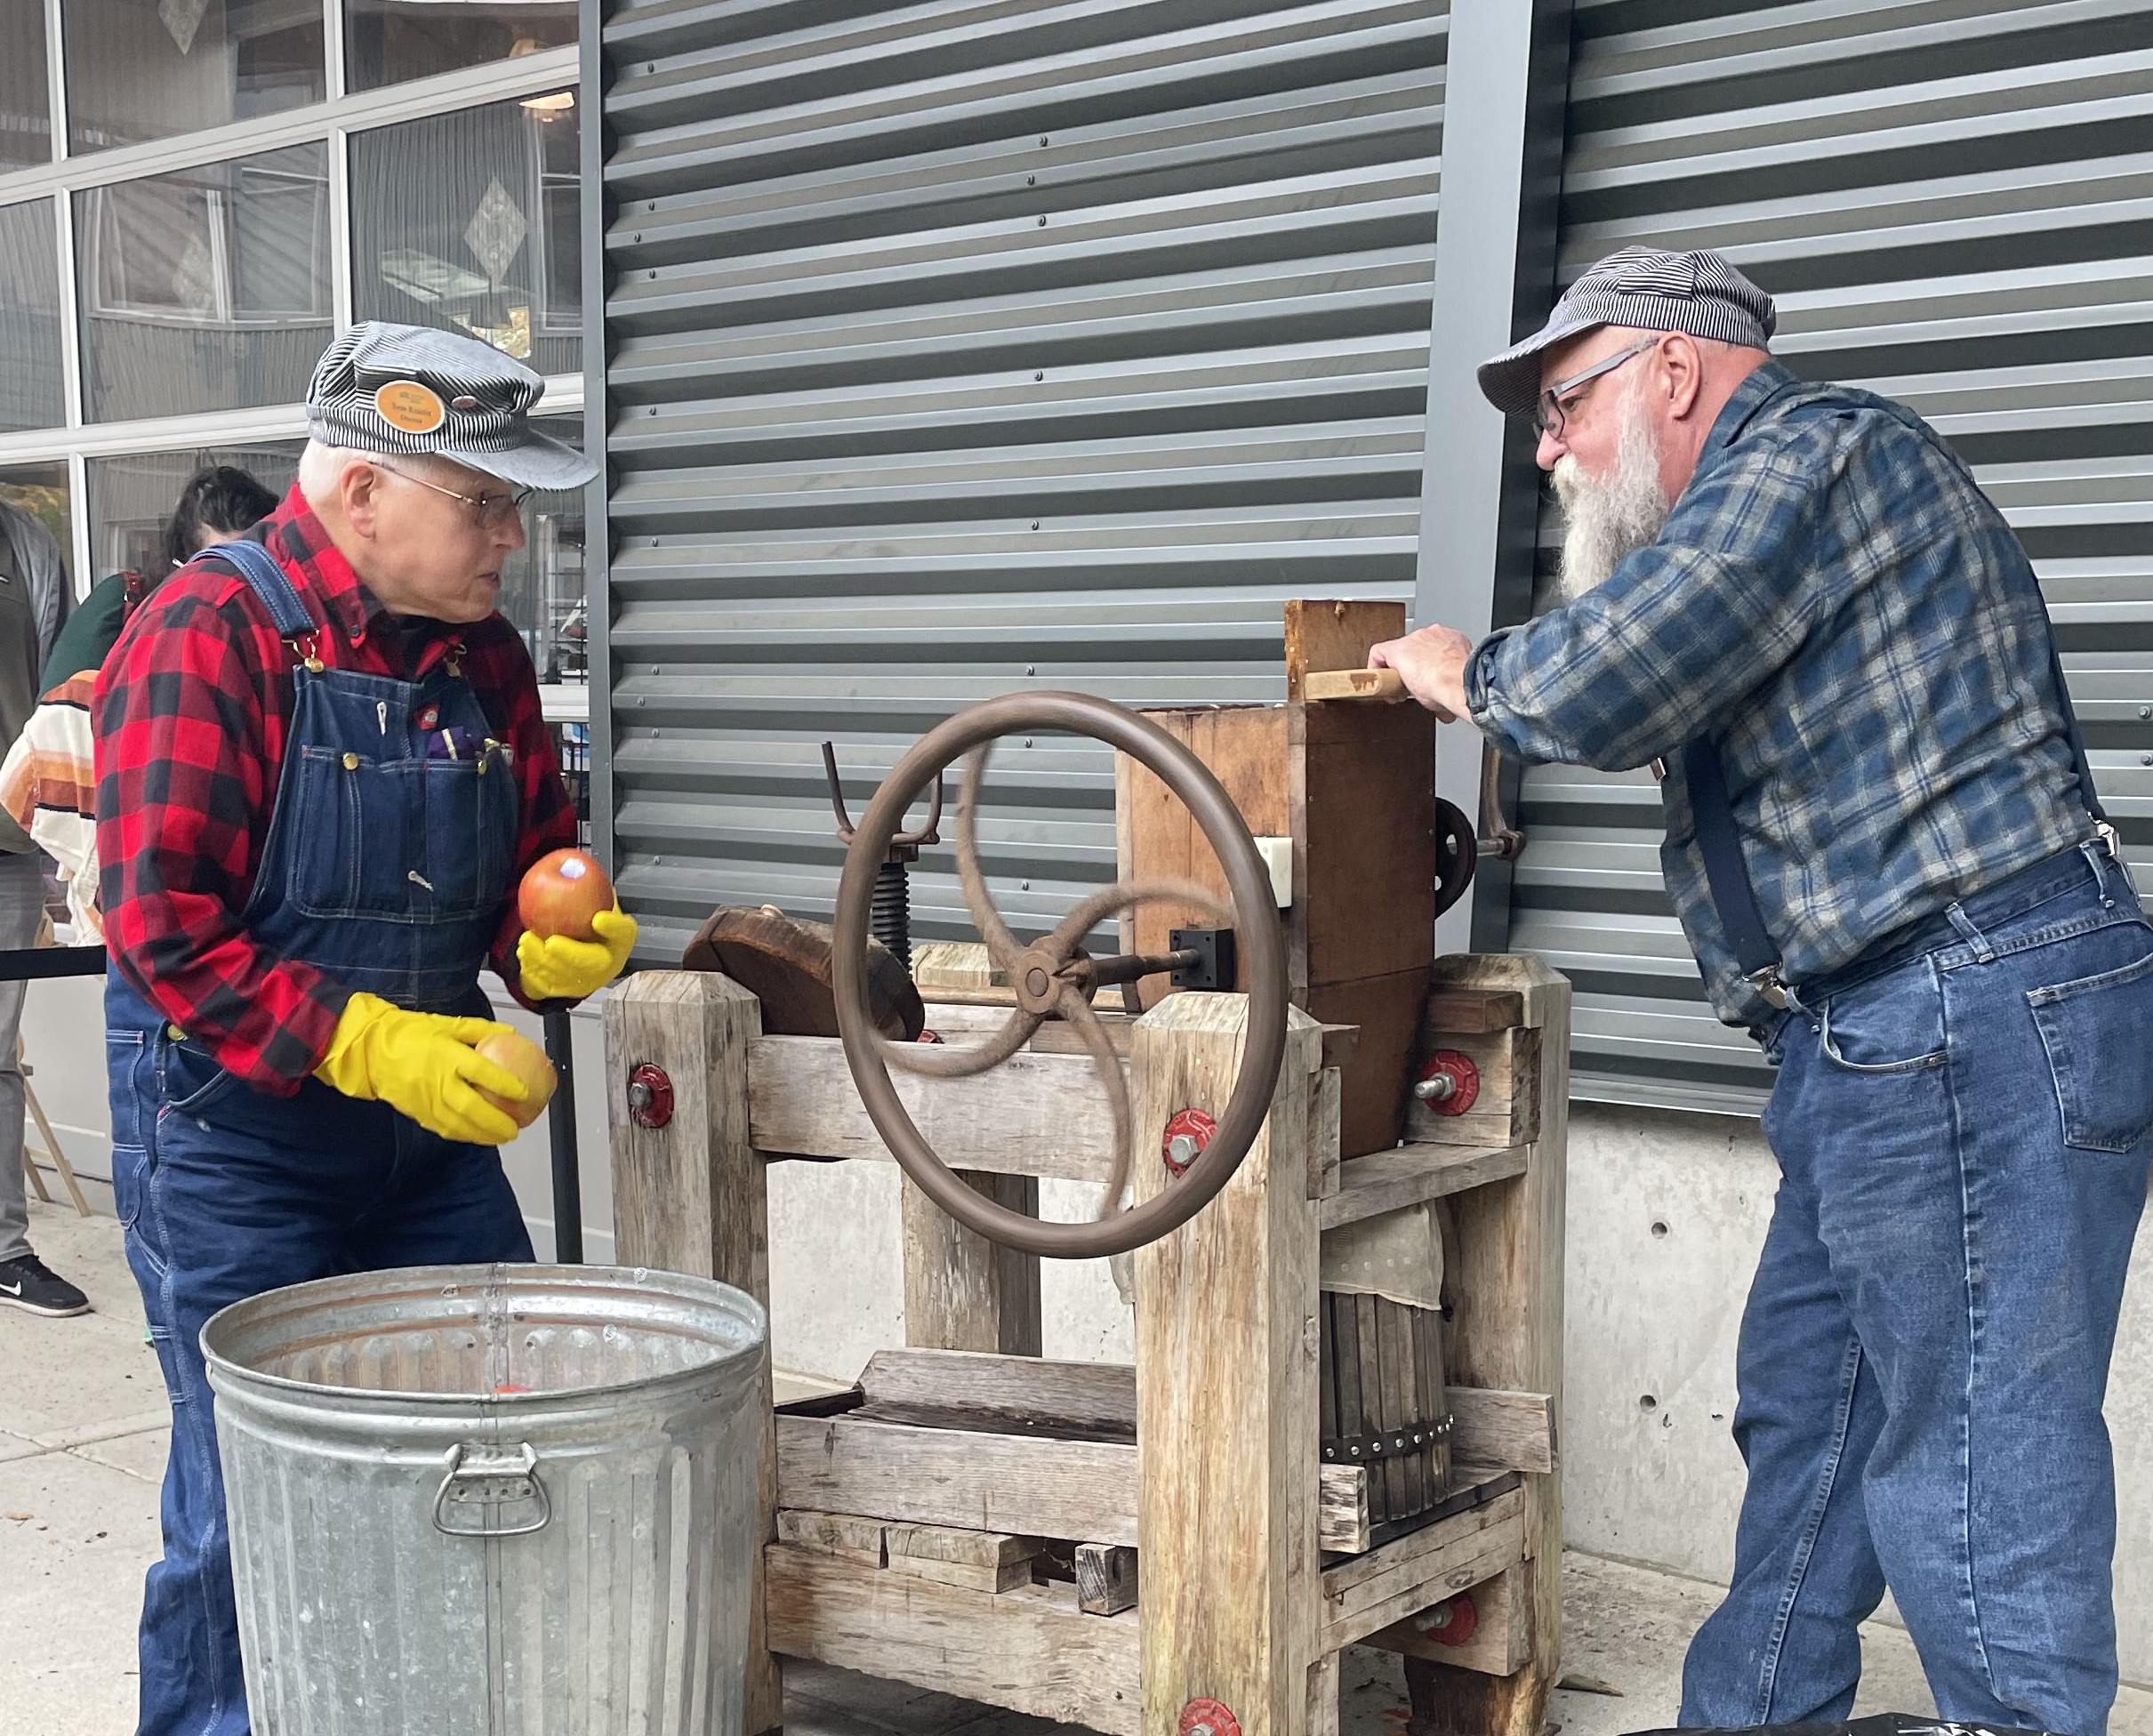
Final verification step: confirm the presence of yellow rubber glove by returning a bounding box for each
[313,992,526,1146]
[517,904,638,1003]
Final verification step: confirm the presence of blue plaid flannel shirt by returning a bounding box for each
[1466,360,2096,1036]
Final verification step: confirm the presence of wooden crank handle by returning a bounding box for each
[1300,666,1408,703]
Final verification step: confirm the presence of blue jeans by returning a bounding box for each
[111,1026,532,1736]
[1681,842,2153,1735]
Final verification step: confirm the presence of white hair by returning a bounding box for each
[295,440,458,508]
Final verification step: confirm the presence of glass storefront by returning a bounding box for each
[0,2,586,720]
[346,1,577,95]
[510,414,588,688]
[86,442,303,583]
[63,0,325,156]
[0,6,52,173]
[76,142,333,423]
[0,198,64,433]
[350,92,580,375]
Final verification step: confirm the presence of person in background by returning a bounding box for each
[0,499,85,1317]
[2,466,280,943]
[0,497,64,674]
[43,465,281,691]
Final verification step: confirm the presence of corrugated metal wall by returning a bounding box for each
[1517,0,2153,1113]
[595,0,1450,963]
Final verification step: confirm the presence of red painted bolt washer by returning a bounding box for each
[1177,1700,1241,1736]
[1414,1049,1480,1116]
[625,1063,675,1129]
[1417,1589,1479,1645]
[1161,1107,1217,1177]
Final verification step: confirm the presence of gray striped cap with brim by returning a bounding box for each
[306,321,599,493]
[1476,248,1776,417]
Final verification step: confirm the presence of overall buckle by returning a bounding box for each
[1747,964,1789,1010]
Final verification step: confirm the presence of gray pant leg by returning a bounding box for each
[0,851,50,1263]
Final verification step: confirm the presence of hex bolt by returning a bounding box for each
[1167,1132,1201,1170]
[1414,1073,1456,1102]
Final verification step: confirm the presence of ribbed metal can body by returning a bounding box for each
[202,1263,767,1736]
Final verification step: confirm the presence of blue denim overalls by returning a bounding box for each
[105,537,534,1736]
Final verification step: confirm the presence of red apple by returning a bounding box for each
[518,848,615,941]
[475,1031,558,1129]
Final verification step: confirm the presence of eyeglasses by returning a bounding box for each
[374,461,531,531]
[1533,336,1661,439]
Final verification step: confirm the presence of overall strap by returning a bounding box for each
[1683,630,2113,1014]
[205,537,316,640]
[1680,735,1787,1009]
[2044,637,2114,844]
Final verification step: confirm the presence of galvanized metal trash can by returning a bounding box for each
[202,1263,768,1736]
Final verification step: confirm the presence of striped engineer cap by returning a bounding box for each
[1476,247,1776,418]
[307,321,598,493]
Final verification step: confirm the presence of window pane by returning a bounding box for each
[0,199,65,433]
[76,143,332,423]
[87,442,300,584]
[63,0,324,156]
[0,4,52,170]
[351,93,580,375]
[502,414,588,689]
[346,1,575,94]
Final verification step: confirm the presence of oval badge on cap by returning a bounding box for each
[374,380,446,435]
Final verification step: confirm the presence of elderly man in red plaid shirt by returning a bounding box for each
[94,323,635,1736]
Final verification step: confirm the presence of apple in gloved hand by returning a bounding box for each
[518,848,615,940]
[475,1031,557,1129]
[515,848,639,1004]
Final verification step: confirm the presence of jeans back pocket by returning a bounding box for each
[2028,944,2153,1152]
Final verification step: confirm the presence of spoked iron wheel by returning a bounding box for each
[831,693,1290,1259]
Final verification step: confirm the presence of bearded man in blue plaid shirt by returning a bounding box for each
[1377,248,2152,1736]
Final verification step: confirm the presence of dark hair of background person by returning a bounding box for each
[159,465,282,575]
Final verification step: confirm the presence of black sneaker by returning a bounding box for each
[0,1253,92,1318]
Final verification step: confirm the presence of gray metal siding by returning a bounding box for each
[596,0,1449,963]
[1522,0,2153,1113]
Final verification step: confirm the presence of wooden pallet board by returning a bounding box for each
[775,1406,1380,1555]
[767,1545,1141,1735]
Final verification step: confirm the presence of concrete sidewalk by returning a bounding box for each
[7,1197,2149,1736]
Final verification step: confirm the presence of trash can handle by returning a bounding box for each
[432,1442,551,1539]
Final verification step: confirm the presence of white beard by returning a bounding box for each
[1551,383,1673,599]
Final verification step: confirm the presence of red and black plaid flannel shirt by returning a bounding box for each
[95,486,577,1095]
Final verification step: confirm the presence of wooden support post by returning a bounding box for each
[606,971,784,1736]
[1402,957,1569,1736]
[1133,994,1326,1736]
[901,1171,1043,1355]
